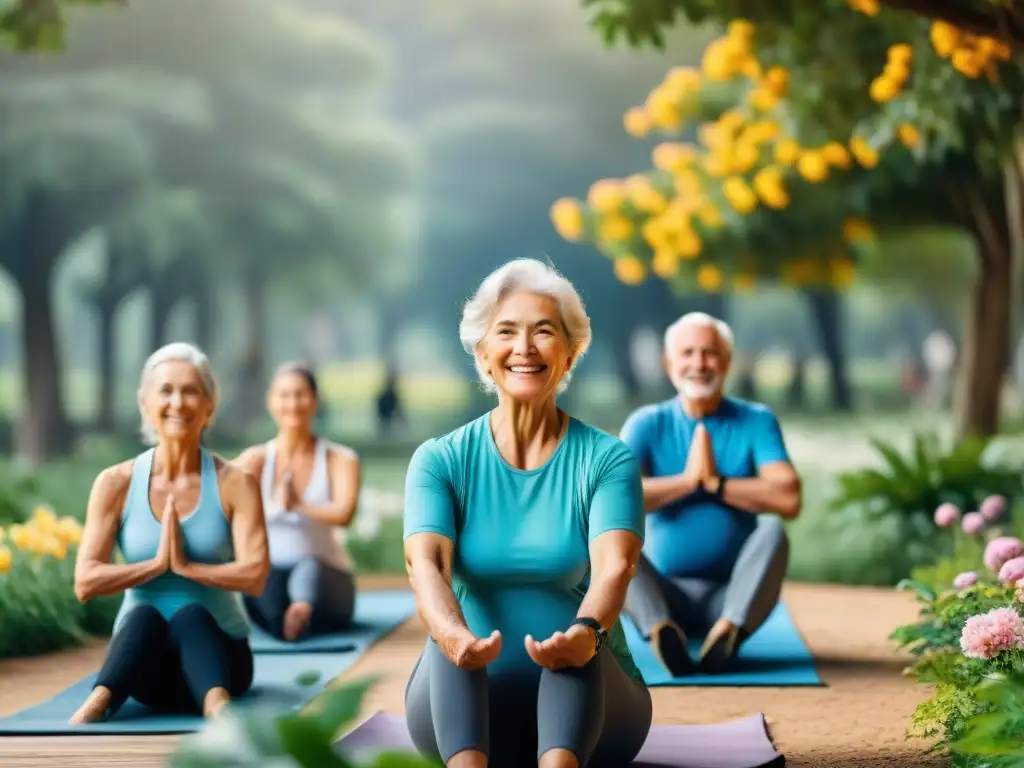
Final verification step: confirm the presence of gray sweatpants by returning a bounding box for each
[624,515,789,641]
[405,638,653,767]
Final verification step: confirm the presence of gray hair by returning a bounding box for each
[137,342,220,445]
[459,258,592,394]
[664,312,735,357]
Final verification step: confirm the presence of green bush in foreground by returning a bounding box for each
[892,504,1024,766]
[170,675,434,768]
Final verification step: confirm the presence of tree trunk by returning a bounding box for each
[238,263,268,424]
[805,289,854,411]
[148,288,177,352]
[952,180,1015,439]
[95,296,118,432]
[13,198,72,465]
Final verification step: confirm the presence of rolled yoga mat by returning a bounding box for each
[249,588,417,653]
[336,711,785,768]
[623,602,821,687]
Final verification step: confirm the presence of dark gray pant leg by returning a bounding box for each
[714,515,789,634]
[243,567,290,638]
[624,553,708,638]
[287,556,357,634]
[405,638,489,764]
[536,650,653,767]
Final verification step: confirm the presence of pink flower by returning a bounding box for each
[981,495,1008,521]
[962,512,985,535]
[999,556,1024,586]
[960,606,1024,659]
[934,502,961,527]
[985,537,1024,573]
[953,571,978,589]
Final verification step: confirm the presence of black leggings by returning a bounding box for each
[94,604,254,715]
[405,639,653,767]
[243,556,356,639]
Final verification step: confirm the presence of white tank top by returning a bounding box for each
[261,437,353,571]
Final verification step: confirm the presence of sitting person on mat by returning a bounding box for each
[70,342,269,724]
[620,312,802,676]
[235,362,361,641]
[403,258,652,768]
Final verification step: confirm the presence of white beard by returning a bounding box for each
[680,375,723,400]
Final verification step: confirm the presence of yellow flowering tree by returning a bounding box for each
[553,1,1024,438]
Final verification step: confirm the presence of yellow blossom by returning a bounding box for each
[849,136,878,168]
[598,215,634,242]
[652,142,696,173]
[723,176,758,214]
[823,142,851,168]
[652,250,680,279]
[774,139,801,166]
[930,21,960,58]
[614,256,646,285]
[550,198,584,241]
[797,151,829,183]
[763,66,788,96]
[898,123,921,148]
[697,264,725,291]
[587,180,625,214]
[869,76,900,103]
[0,544,11,574]
[623,107,652,138]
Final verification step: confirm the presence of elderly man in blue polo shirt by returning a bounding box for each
[620,312,802,675]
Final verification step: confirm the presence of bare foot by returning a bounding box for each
[69,686,112,725]
[283,601,313,641]
[203,687,231,718]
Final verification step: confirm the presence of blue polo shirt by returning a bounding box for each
[620,397,790,580]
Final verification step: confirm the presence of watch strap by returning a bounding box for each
[570,617,607,652]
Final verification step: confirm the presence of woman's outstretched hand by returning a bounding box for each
[525,625,597,670]
[439,628,502,670]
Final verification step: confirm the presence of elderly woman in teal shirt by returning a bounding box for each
[403,259,652,768]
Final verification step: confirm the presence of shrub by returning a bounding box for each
[170,675,433,767]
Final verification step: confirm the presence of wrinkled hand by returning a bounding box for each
[165,496,187,574]
[525,624,597,670]
[276,472,299,511]
[439,628,502,670]
[682,423,716,491]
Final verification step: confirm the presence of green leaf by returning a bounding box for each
[896,578,937,603]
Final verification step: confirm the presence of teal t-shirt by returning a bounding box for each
[403,414,646,682]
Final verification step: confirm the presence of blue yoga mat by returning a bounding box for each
[623,603,821,686]
[0,652,357,735]
[249,589,417,653]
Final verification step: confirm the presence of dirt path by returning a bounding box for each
[0,579,943,767]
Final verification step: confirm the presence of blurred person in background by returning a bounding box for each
[71,343,268,723]
[235,363,362,641]
[402,258,652,768]
[620,313,801,676]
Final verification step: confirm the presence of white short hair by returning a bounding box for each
[664,312,734,357]
[459,258,592,393]
[137,342,220,445]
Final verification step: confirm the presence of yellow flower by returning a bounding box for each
[701,152,732,177]
[550,198,584,241]
[625,175,668,214]
[695,201,723,229]
[797,151,829,183]
[700,39,736,82]
[888,43,913,64]
[733,273,757,292]
[727,19,755,41]
[898,123,921,148]
[763,66,789,96]
[741,57,762,80]
[841,217,875,244]
[587,180,626,214]
[598,215,634,242]
[830,257,856,289]
[652,142,696,173]
[0,544,11,574]
[642,219,670,249]
[676,228,703,258]
[614,256,646,285]
[845,0,879,15]
[951,49,983,78]
[869,76,900,103]
[883,60,911,85]
[56,515,83,546]
[674,170,702,198]
[8,524,30,550]
[774,139,801,166]
[697,264,725,292]
[849,136,878,168]
[748,86,778,112]
[753,166,789,209]
[32,505,58,532]
[823,141,851,168]
[652,250,680,279]
[646,88,683,130]
[745,120,780,144]
[930,21,960,58]
[723,176,758,214]
[730,142,761,174]
[663,66,701,95]
[623,107,652,138]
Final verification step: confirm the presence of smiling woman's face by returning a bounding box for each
[475,290,572,403]
[140,360,213,443]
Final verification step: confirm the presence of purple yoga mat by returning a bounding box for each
[336,711,784,767]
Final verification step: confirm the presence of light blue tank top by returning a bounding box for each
[112,448,251,639]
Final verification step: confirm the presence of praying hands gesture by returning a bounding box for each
[275,471,300,512]
[159,495,188,574]
[683,423,717,493]
[525,624,597,670]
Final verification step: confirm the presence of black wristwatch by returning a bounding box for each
[570,617,607,653]
[706,475,727,498]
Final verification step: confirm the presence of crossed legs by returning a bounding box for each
[244,556,356,641]
[405,638,653,768]
[623,515,789,675]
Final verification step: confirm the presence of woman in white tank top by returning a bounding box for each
[235,363,361,641]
